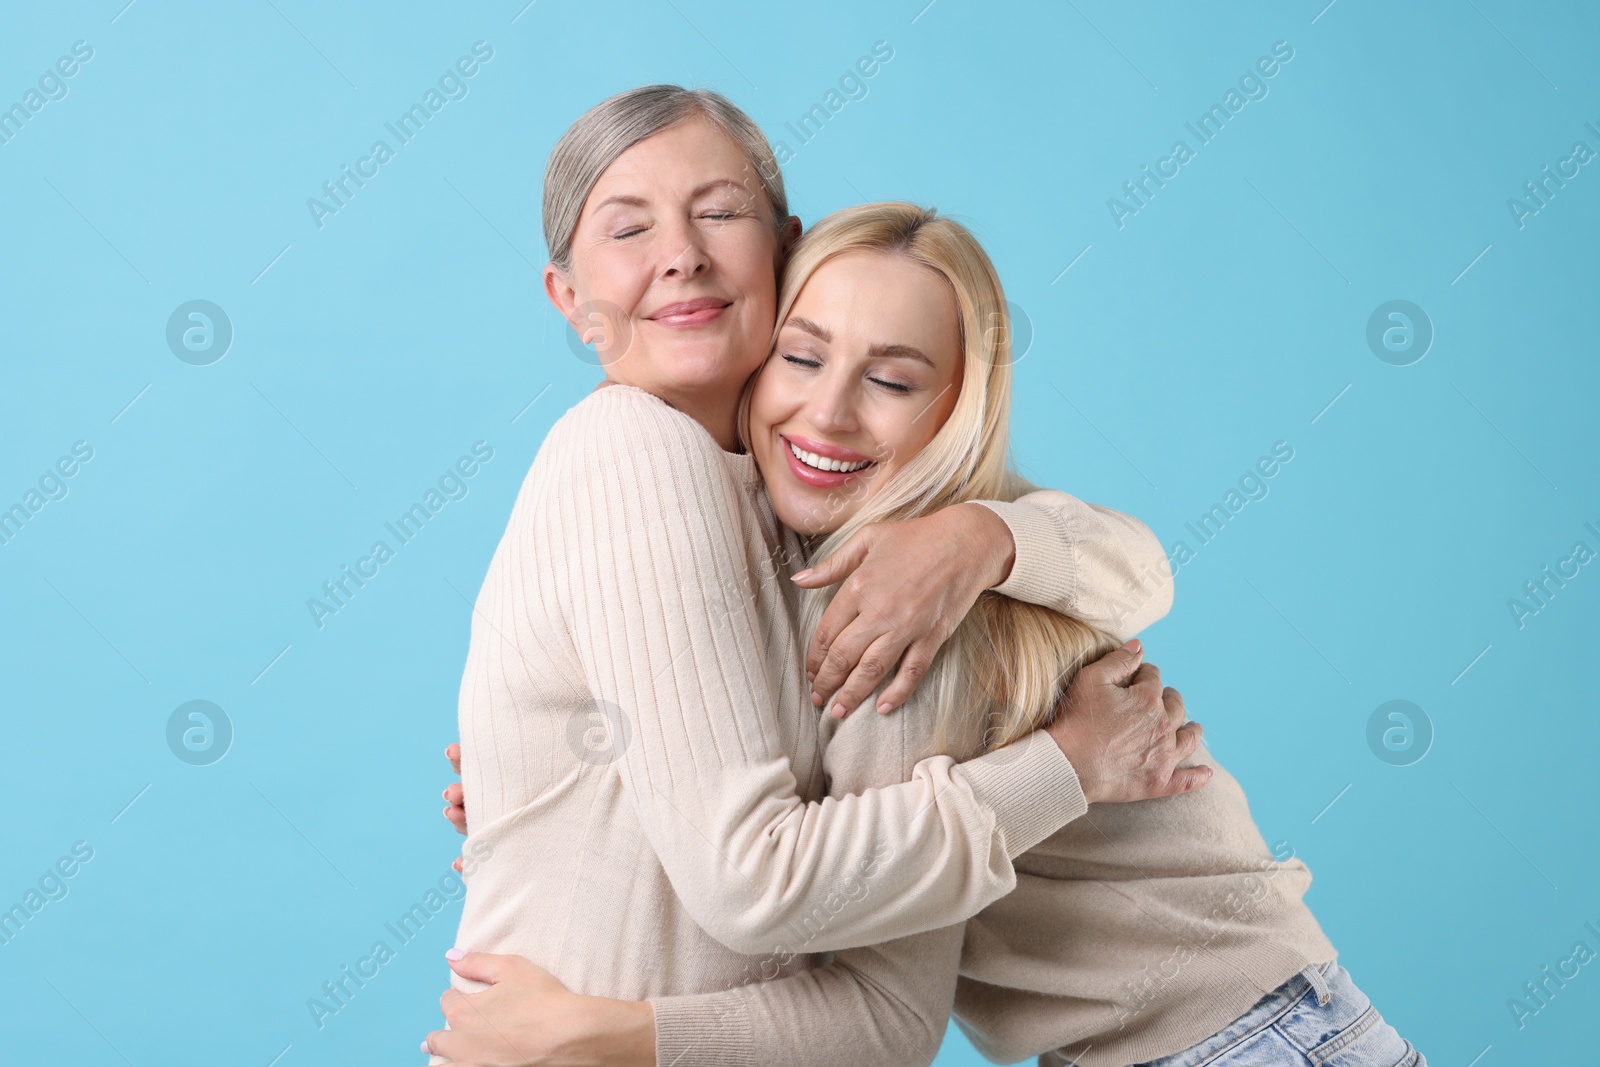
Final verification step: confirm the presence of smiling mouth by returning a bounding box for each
[787,440,874,474]
[647,298,731,325]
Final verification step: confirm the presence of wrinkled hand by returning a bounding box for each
[794,502,1015,719]
[444,743,467,872]
[1045,639,1212,804]
[421,951,653,1067]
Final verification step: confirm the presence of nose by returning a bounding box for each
[807,366,861,436]
[658,214,710,280]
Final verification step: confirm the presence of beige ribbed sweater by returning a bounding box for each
[448,385,1168,1059]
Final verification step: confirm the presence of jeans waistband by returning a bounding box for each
[1142,957,1359,1067]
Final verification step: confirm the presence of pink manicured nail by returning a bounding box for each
[831,702,847,719]
[810,691,823,706]
[445,947,466,961]
[421,1039,431,1052]
[791,569,812,582]
[877,701,892,715]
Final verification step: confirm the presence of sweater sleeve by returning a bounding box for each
[648,670,991,1067]
[541,388,1083,956]
[971,476,1174,640]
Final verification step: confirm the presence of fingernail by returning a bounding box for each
[792,569,812,582]
[806,671,815,683]
[1124,638,1141,653]
[876,701,892,715]
[446,947,466,961]
[810,691,822,706]
[831,702,847,718]
[421,1040,431,1053]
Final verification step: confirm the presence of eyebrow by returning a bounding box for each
[589,178,750,215]
[869,342,936,368]
[787,316,832,342]
[784,316,936,368]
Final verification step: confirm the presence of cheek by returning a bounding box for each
[750,358,803,417]
[901,382,961,456]
[746,374,786,450]
[574,248,652,312]
[716,230,780,303]
[871,407,941,468]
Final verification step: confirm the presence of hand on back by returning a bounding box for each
[1045,639,1211,804]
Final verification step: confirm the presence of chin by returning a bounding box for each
[773,491,852,539]
[663,346,761,391]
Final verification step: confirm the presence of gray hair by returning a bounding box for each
[542,85,789,272]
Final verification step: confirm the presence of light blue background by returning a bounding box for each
[2,1,1596,1064]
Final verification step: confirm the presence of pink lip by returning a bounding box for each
[779,434,878,490]
[647,297,731,327]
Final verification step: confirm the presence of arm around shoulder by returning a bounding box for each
[972,474,1174,639]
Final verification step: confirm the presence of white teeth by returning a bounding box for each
[789,441,870,474]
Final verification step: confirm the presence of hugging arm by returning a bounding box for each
[646,678,980,1067]
[981,476,1174,638]
[431,646,1207,1066]
[645,637,1208,1066]
[801,476,1174,717]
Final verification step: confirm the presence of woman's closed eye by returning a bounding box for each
[781,353,915,394]
[615,208,743,239]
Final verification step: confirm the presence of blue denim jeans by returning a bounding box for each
[1133,960,1425,1067]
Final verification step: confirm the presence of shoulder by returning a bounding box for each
[527,385,749,543]
[548,384,723,464]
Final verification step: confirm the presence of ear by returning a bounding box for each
[778,215,802,258]
[543,263,579,325]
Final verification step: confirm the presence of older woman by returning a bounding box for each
[424,87,1204,1064]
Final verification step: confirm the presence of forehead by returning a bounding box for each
[586,115,760,204]
[793,253,955,325]
[787,252,962,365]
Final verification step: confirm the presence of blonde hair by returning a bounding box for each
[757,203,1121,756]
[542,84,789,272]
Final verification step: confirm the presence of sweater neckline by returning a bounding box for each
[719,448,761,490]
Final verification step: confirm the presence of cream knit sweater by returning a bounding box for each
[449,384,1184,1064]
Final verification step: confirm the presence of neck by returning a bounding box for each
[604,378,744,453]
[674,392,742,452]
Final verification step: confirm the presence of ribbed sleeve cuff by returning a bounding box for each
[650,992,756,1067]
[954,729,1088,859]
[971,498,1078,609]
